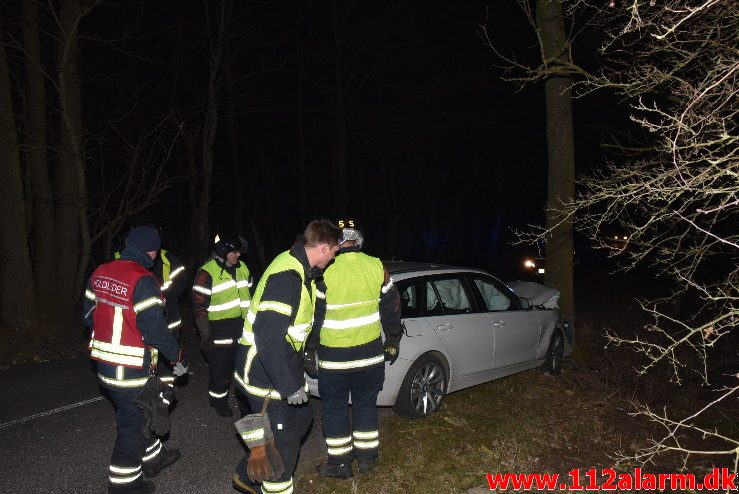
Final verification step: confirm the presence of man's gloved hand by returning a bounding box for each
[384,335,401,364]
[303,350,318,379]
[286,387,308,405]
[173,360,188,377]
[172,348,189,377]
[195,317,214,353]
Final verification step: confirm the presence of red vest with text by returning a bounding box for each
[89,260,160,369]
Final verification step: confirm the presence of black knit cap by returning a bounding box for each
[126,226,161,252]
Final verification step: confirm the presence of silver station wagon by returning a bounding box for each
[307,262,572,418]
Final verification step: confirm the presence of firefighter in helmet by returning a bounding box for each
[192,233,253,417]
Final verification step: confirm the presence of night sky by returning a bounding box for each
[21,1,624,280]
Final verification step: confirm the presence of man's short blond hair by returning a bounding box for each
[303,219,342,247]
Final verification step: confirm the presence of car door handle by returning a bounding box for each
[493,320,507,327]
[436,323,453,331]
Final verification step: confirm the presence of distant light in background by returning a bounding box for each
[524,259,535,268]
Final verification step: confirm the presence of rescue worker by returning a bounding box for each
[192,234,253,417]
[308,221,402,479]
[232,219,342,494]
[115,223,187,385]
[84,226,188,494]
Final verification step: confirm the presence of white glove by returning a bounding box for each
[172,360,189,377]
[286,388,308,405]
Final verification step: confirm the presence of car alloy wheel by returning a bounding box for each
[394,354,446,418]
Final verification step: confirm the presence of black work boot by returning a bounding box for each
[232,472,259,493]
[108,480,156,494]
[316,461,353,479]
[144,448,181,478]
[356,457,378,474]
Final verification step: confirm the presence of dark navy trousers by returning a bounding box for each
[105,387,163,493]
[208,345,239,409]
[234,396,313,494]
[318,366,384,464]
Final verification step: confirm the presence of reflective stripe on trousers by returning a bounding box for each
[234,397,312,494]
[318,367,384,463]
[105,388,163,493]
[208,345,238,408]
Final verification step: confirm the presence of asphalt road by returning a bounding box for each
[0,333,339,494]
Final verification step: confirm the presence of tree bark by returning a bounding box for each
[536,0,575,320]
[0,37,39,328]
[23,1,56,317]
[56,0,89,316]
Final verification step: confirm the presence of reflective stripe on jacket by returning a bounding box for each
[317,250,389,372]
[87,260,162,369]
[320,251,384,347]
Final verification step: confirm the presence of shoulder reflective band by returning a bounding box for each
[133,297,163,313]
[381,277,395,293]
[258,301,292,317]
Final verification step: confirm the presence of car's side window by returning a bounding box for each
[398,282,420,318]
[472,277,513,311]
[429,277,471,315]
[424,281,444,316]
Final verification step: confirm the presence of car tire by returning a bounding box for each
[393,354,447,418]
[542,329,564,375]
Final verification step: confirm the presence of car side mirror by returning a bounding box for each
[519,297,532,310]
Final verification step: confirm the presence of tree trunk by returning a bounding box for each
[56,0,89,317]
[185,125,204,263]
[0,37,39,328]
[190,0,231,262]
[23,0,56,317]
[226,65,243,232]
[295,2,307,227]
[332,0,348,216]
[536,0,575,320]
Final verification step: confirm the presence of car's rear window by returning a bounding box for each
[427,278,471,315]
